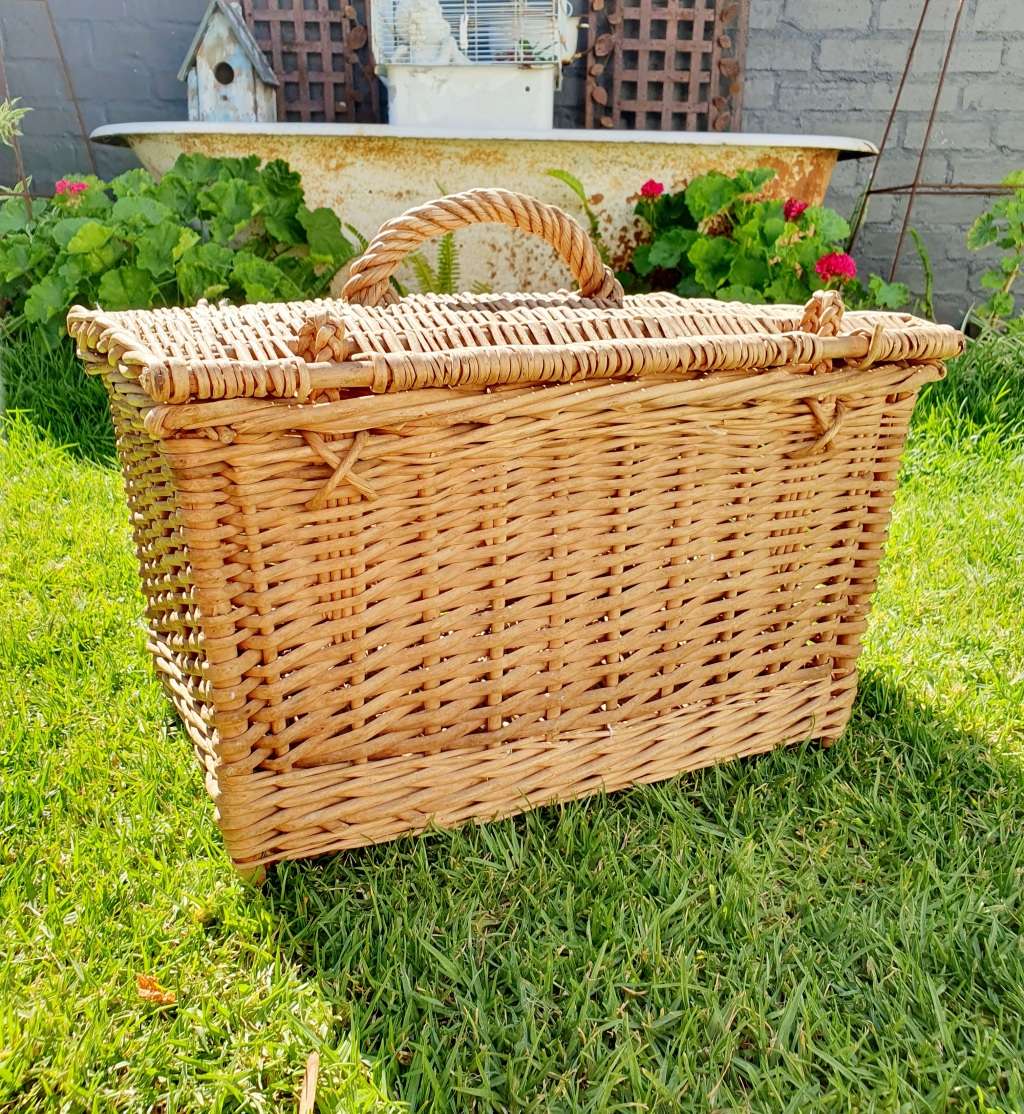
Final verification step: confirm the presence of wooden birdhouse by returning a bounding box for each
[178,0,279,123]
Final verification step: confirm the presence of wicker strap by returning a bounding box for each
[789,289,848,457]
[341,188,625,308]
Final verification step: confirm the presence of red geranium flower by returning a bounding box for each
[640,179,665,199]
[54,178,70,195]
[815,252,857,283]
[784,197,809,221]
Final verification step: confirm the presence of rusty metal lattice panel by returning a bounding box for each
[585,0,747,132]
[242,0,381,123]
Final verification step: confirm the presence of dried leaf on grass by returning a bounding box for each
[136,974,177,1006]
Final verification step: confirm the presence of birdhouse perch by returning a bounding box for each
[178,0,279,123]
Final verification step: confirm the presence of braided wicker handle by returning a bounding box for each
[340,188,624,308]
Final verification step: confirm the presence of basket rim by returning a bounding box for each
[67,292,964,409]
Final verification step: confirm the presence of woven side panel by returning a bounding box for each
[242,0,379,122]
[219,674,849,863]
[585,0,748,131]
[98,364,220,795]
[137,365,927,868]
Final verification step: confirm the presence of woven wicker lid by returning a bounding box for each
[68,188,963,408]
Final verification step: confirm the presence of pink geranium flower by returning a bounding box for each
[55,178,88,197]
[783,197,809,221]
[640,179,665,199]
[815,252,857,283]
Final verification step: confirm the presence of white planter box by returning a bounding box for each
[381,64,557,131]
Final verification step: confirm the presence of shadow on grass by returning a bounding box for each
[260,674,1024,1111]
[1,335,116,465]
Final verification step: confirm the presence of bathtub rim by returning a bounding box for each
[90,121,878,161]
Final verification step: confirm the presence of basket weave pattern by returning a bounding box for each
[69,190,962,872]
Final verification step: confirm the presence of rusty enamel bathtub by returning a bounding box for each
[91,122,875,292]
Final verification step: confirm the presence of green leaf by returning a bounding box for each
[731,216,762,254]
[760,216,785,245]
[109,168,156,198]
[24,272,72,323]
[346,223,369,252]
[259,201,304,245]
[111,195,174,226]
[276,254,323,296]
[153,171,199,219]
[175,241,234,305]
[805,205,850,245]
[198,179,255,241]
[168,153,227,188]
[631,243,654,277]
[979,270,1005,291]
[64,220,123,274]
[983,290,1014,319]
[733,168,776,195]
[765,273,811,303]
[173,227,200,262]
[0,238,33,281]
[687,235,735,291]
[1001,169,1024,188]
[57,256,88,287]
[297,205,355,266]
[685,172,738,222]
[135,223,183,277]
[65,221,114,255]
[648,227,696,270]
[726,253,769,289]
[98,265,158,310]
[546,168,590,207]
[717,283,766,304]
[674,275,703,298]
[867,274,910,310]
[260,158,303,199]
[0,197,38,235]
[230,254,294,302]
[51,217,92,249]
[967,212,998,251]
[408,251,439,295]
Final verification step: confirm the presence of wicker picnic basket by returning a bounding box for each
[68,189,962,876]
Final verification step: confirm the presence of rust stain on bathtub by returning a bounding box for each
[133,133,845,294]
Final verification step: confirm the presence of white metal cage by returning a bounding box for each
[372,0,569,67]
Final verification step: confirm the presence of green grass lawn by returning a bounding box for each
[2,333,1023,1112]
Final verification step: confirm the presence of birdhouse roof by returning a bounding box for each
[177,0,280,86]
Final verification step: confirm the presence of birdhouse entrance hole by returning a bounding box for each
[214,61,235,85]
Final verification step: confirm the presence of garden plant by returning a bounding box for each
[0,153,358,340]
[967,169,1024,328]
[551,166,912,311]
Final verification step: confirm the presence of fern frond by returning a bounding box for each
[407,251,439,294]
[345,223,369,252]
[436,233,459,294]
